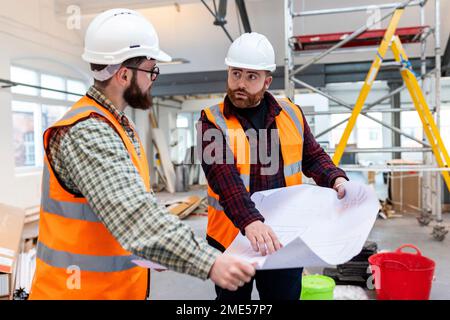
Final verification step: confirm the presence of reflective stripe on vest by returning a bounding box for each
[42,165,100,222]
[37,241,138,272]
[284,160,302,178]
[209,105,229,135]
[207,195,224,212]
[277,100,304,138]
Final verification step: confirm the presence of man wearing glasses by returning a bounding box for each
[29,9,255,300]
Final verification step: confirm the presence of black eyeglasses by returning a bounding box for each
[126,66,160,81]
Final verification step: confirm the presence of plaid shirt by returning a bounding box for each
[199,92,348,251]
[47,86,220,280]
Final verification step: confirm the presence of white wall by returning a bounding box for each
[0,1,90,208]
[181,97,224,112]
[0,1,149,208]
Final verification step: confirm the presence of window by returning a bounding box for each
[441,107,450,152]
[67,79,87,102]
[356,112,383,148]
[41,74,66,100]
[369,130,379,141]
[12,102,68,169]
[11,101,40,168]
[329,112,384,164]
[330,114,356,148]
[42,105,68,131]
[171,112,200,164]
[176,114,189,128]
[23,132,35,166]
[10,66,39,96]
[10,65,87,101]
[400,111,423,161]
[10,65,86,170]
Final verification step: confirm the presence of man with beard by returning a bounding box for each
[29,9,255,300]
[199,32,348,300]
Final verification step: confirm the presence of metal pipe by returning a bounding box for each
[314,83,408,138]
[0,78,83,96]
[420,1,427,79]
[214,0,228,26]
[303,107,417,116]
[291,0,415,76]
[389,81,402,159]
[434,0,443,223]
[292,77,430,147]
[435,0,441,133]
[235,0,252,33]
[341,165,450,172]
[201,0,234,42]
[315,118,347,138]
[327,147,432,153]
[293,0,423,17]
[294,46,378,57]
[284,0,295,100]
[420,1,430,214]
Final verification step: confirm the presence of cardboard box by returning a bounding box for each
[387,160,422,213]
[367,171,376,184]
[0,204,25,274]
[0,204,26,299]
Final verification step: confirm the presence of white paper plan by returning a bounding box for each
[224,181,380,270]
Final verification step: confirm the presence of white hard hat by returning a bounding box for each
[225,32,276,72]
[82,8,172,65]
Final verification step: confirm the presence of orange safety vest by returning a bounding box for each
[29,95,150,300]
[203,98,305,249]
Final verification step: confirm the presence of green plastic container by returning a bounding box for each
[300,275,336,300]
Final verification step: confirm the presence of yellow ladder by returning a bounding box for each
[332,8,450,194]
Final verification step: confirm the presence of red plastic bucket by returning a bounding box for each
[368,244,435,300]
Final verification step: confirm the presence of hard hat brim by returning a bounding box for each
[225,58,276,72]
[82,48,172,65]
[152,49,172,63]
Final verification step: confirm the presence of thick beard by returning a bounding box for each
[123,72,152,110]
[227,84,266,109]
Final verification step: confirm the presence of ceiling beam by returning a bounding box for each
[235,0,251,33]
[152,57,435,97]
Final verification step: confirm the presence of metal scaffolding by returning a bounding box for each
[284,0,448,240]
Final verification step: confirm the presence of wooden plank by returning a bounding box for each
[166,196,204,220]
[152,128,176,193]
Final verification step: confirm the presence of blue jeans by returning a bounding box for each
[215,268,303,301]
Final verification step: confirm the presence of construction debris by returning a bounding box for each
[432,224,449,242]
[379,199,403,219]
[333,285,369,300]
[323,241,378,288]
[165,196,204,220]
[417,209,433,226]
[190,198,208,217]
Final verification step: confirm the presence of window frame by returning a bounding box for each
[10,65,89,173]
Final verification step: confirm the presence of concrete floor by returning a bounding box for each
[150,186,450,300]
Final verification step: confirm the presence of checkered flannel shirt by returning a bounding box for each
[46,86,220,280]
